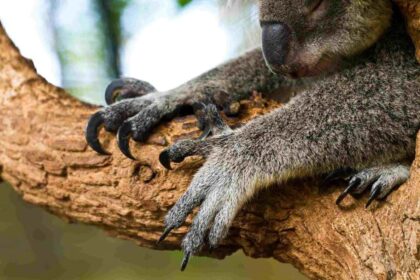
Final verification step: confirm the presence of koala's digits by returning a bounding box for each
[86,51,282,158]
[86,0,420,269]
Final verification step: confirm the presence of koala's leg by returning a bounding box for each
[86,48,283,159]
[157,67,418,269]
[335,164,411,207]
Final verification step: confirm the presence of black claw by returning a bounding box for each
[336,177,361,205]
[85,112,110,155]
[159,150,172,170]
[366,185,382,208]
[323,167,354,185]
[198,125,211,140]
[105,78,157,105]
[180,251,191,271]
[117,121,136,160]
[105,79,126,105]
[157,226,175,245]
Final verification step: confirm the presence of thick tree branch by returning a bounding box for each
[0,22,418,280]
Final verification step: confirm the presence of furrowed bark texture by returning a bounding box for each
[396,0,420,62]
[0,22,419,280]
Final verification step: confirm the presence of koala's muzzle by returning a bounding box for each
[261,22,290,71]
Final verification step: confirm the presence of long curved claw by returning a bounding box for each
[117,121,136,160]
[105,79,126,105]
[323,167,354,185]
[156,226,175,245]
[336,177,361,205]
[159,150,172,170]
[365,185,381,208]
[85,112,110,155]
[180,251,191,272]
[105,78,157,105]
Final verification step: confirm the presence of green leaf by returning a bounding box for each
[177,0,193,8]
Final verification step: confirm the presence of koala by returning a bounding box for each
[85,0,419,270]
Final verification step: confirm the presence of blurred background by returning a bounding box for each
[0,0,306,279]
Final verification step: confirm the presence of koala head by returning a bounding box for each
[259,0,392,78]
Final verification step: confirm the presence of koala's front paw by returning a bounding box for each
[85,78,156,156]
[334,164,410,208]
[85,78,241,159]
[157,128,256,270]
[159,104,232,169]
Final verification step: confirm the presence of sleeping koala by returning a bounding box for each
[86,0,419,270]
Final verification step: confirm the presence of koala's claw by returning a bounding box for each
[336,164,410,207]
[159,150,173,170]
[157,226,175,245]
[366,184,382,208]
[105,78,156,105]
[117,121,136,160]
[159,138,214,170]
[159,105,231,169]
[324,167,354,184]
[180,251,191,271]
[85,112,110,155]
[335,177,361,205]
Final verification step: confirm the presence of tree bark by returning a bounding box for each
[395,0,420,62]
[0,22,418,280]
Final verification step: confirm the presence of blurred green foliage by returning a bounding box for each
[177,0,194,7]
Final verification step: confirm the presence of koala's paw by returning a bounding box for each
[335,164,410,208]
[159,104,232,169]
[85,78,238,159]
[157,126,255,270]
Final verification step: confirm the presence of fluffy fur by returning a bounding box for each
[85,0,420,269]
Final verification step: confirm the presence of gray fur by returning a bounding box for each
[162,2,419,260]
[86,0,420,266]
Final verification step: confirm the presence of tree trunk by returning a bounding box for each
[0,22,418,280]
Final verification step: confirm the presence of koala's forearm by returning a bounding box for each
[237,67,419,183]
[175,48,284,102]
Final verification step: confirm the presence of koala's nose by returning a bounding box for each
[261,22,291,68]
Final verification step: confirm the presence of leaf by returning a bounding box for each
[177,0,193,8]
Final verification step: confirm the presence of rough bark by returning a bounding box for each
[396,0,420,62]
[0,21,418,280]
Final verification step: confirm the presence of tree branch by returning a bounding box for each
[0,22,418,280]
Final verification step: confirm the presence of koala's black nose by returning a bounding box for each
[261,22,291,68]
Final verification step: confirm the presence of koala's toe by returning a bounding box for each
[208,204,237,248]
[181,191,222,253]
[367,165,410,205]
[159,139,209,170]
[336,164,410,207]
[105,78,156,105]
[194,103,232,138]
[158,173,213,244]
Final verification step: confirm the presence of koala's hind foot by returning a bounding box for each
[85,78,242,159]
[156,121,256,270]
[335,164,410,208]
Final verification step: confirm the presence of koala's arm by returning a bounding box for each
[158,54,419,268]
[85,48,284,157]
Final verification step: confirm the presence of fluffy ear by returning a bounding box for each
[395,0,420,62]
